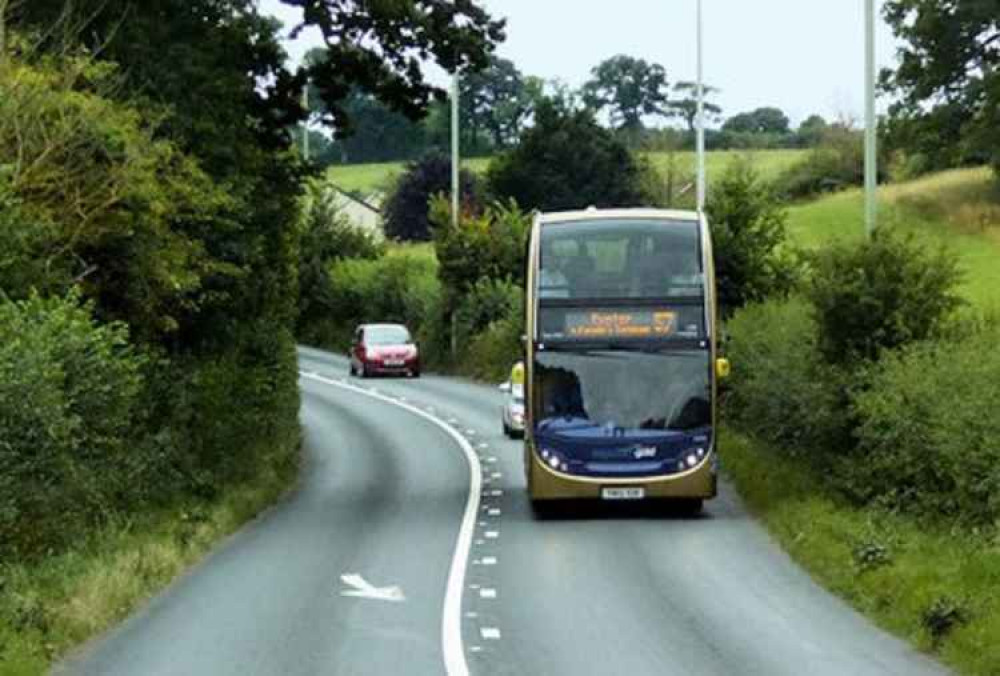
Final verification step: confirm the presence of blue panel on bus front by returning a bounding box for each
[534,422,712,478]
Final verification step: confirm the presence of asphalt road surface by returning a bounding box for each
[59,346,947,676]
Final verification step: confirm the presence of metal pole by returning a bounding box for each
[864,0,877,236]
[451,71,461,229]
[302,83,310,161]
[696,0,706,212]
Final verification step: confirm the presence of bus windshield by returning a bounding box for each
[533,348,710,435]
[539,218,703,301]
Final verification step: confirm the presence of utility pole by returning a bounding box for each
[864,0,878,236]
[696,0,706,212]
[451,71,461,229]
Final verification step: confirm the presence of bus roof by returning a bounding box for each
[536,208,702,226]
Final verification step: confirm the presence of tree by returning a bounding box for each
[459,56,541,152]
[706,161,798,314]
[881,0,1000,175]
[796,114,829,147]
[488,99,645,211]
[383,154,482,242]
[582,55,670,131]
[669,81,723,133]
[722,107,791,135]
[291,0,505,134]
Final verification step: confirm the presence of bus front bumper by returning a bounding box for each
[528,451,717,501]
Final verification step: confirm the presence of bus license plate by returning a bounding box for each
[602,487,645,501]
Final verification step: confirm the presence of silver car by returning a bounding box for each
[499,382,525,438]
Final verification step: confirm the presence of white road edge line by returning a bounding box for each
[299,371,481,676]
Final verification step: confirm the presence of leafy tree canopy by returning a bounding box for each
[669,81,723,132]
[722,107,791,135]
[488,98,645,211]
[460,56,543,150]
[881,0,1000,175]
[582,54,669,131]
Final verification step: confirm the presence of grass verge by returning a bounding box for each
[0,440,300,676]
[721,427,1000,675]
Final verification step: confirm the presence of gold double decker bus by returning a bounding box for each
[523,209,729,513]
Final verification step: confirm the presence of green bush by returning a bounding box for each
[457,310,524,382]
[383,153,482,241]
[706,161,799,315]
[774,126,883,200]
[724,298,850,457]
[324,250,441,349]
[848,324,1000,523]
[297,181,384,344]
[454,278,522,347]
[0,293,144,557]
[431,196,530,314]
[806,229,963,364]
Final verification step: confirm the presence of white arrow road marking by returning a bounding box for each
[340,573,405,602]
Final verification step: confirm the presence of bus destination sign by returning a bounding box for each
[565,310,677,339]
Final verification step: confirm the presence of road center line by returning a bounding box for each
[300,371,481,676]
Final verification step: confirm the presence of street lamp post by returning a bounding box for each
[864,0,877,236]
[696,0,706,212]
[451,71,461,229]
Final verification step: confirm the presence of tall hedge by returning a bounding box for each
[0,294,143,557]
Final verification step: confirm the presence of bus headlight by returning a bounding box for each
[548,455,560,469]
[686,454,698,467]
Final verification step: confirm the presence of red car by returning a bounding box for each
[349,323,421,378]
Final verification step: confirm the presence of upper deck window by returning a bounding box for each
[538,219,704,301]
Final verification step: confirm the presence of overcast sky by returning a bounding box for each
[259,0,899,126]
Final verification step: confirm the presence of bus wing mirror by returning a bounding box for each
[716,358,731,380]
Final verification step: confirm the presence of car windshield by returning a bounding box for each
[366,326,411,345]
[532,348,710,434]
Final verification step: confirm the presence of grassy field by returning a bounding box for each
[327,149,806,195]
[788,167,1000,308]
[722,429,1000,675]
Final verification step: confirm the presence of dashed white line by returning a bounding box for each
[485,531,499,539]
[487,508,501,517]
[481,557,498,566]
[479,588,497,599]
[480,628,502,640]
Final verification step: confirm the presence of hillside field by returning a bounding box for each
[327,149,806,195]
[787,167,1000,308]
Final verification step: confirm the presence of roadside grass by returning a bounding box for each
[0,441,299,675]
[327,149,806,195]
[721,428,1000,675]
[787,167,1000,308]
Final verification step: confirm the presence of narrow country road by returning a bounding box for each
[59,346,946,676]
